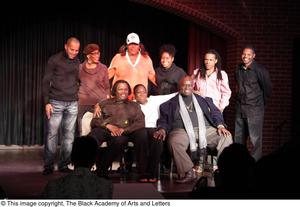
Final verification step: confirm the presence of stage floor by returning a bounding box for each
[0,147,213,199]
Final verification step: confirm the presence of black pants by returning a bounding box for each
[88,127,149,177]
[89,127,163,178]
[122,128,163,178]
[145,128,163,178]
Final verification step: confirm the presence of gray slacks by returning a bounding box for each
[167,126,232,178]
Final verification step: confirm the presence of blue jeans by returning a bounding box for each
[44,99,78,170]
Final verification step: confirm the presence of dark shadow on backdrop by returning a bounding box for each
[292,38,300,140]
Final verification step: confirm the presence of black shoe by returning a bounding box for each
[43,168,53,175]
[59,168,73,173]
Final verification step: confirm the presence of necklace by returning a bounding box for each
[186,102,193,112]
[126,51,141,69]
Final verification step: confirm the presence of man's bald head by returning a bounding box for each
[179,76,193,96]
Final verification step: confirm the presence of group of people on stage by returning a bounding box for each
[42,32,272,188]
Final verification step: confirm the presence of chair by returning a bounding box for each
[169,145,218,178]
[205,146,218,172]
[118,141,135,173]
[81,111,94,136]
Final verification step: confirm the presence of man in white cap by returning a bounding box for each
[108,32,156,99]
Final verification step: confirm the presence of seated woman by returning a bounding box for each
[88,80,148,180]
[133,84,176,182]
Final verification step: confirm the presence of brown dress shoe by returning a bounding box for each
[176,169,197,184]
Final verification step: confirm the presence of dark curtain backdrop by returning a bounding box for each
[187,23,227,75]
[0,1,225,145]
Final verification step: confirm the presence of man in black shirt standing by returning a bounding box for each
[234,46,272,161]
[42,37,80,175]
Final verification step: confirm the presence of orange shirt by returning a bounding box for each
[108,53,156,95]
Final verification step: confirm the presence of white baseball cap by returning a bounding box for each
[126,32,140,45]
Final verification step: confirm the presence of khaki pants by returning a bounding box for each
[167,126,232,178]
